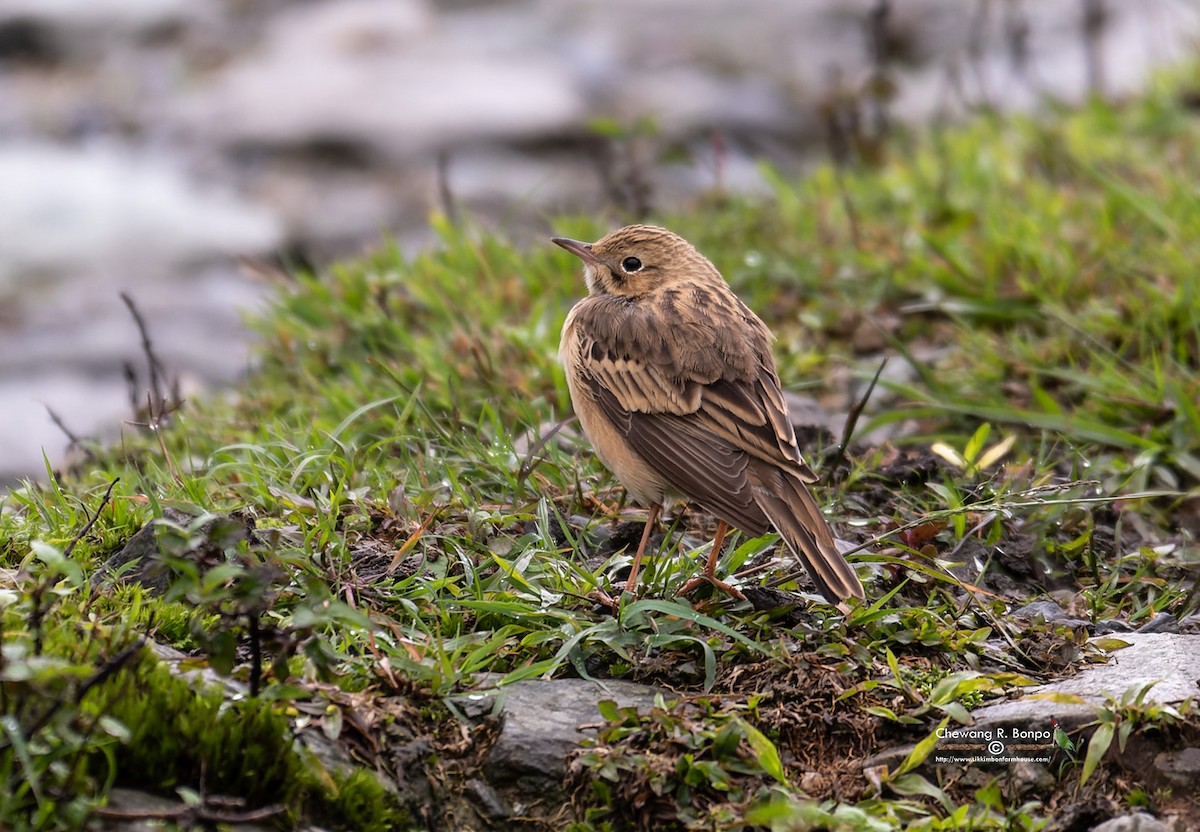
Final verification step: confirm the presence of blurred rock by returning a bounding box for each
[174,0,584,154]
[0,0,203,36]
[0,0,211,62]
[0,142,283,288]
[1090,813,1171,832]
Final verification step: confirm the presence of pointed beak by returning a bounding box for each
[551,236,602,266]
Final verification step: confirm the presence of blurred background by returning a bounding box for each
[0,0,1197,484]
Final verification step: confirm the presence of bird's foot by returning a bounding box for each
[589,589,618,612]
[680,574,747,602]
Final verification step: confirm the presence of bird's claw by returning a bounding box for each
[680,574,747,602]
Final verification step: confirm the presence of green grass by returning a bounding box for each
[2,68,1200,829]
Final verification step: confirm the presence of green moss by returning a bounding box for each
[91,656,410,831]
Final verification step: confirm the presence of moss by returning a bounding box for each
[90,656,410,831]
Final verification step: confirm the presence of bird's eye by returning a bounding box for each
[621,256,643,273]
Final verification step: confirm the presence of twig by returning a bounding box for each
[0,631,145,752]
[43,404,97,462]
[248,613,262,698]
[43,404,82,448]
[864,0,893,141]
[93,802,286,824]
[1081,0,1108,98]
[122,360,140,414]
[1002,0,1032,89]
[965,0,993,109]
[120,292,168,421]
[64,478,120,560]
[827,358,888,476]
[517,416,576,484]
[28,478,119,655]
[73,635,147,705]
[436,150,458,226]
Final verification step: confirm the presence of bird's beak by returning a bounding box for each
[551,236,602,266]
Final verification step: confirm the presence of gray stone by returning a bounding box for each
[92,509,255,593]
[869,634,1200,781]
[468,678,664,788]
[0,142,282,287]
[972,634,1200,730]
[174,0,585,154]
[1136,613,1179,634]
[1011,600,1071,622]
[1010,761,1055,795]
[1152,747,1200,789]
[1090,813,1171,832]
[0,0,208,42]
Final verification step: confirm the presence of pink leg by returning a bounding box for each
[681,521,747,600]
[624,503,661,594]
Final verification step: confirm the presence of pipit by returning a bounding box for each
[554,224,864,607]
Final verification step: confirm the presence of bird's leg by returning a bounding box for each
[623,502,661,594]
[681,520,746,600]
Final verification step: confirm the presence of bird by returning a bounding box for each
[554,224,864,607]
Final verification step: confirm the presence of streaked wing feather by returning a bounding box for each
[577,330,816,483]
[593,384,770,535]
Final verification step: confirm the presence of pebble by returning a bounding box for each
[1090,813,1171,832]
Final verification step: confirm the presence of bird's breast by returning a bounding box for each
[560,310,669,506]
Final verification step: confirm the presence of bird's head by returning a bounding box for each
[552,224,719,298]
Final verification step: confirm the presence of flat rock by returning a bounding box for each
[866,633,1200,777]
[174,0,585,154]
[1090,813,1172,832]
[0,142,282,287]
[459,678,664,791]
[972,633,1200,730]
[0,0,206,37]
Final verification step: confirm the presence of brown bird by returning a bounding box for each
[554,224,864,606]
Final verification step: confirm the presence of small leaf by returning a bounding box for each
[930,442,967,469]
[863,706,900,721]
[1081,722,1114,784]
[597,699,621,722]
[734,717,789,786]
[935,701,973,725]
[962,423,992,465]
[1090,637,1132,653]
[895,717,949,776]
[976,434,1017,471]
[888,772,949,804]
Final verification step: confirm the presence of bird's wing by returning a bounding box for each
[568,296,818,530]
[570,295,819,484]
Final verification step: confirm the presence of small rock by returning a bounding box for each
[0,0,208,55]
[1008,761,1055,796]
[175,0,584,153]
[1136,613,1179,634]
[1007,598,1093,630]
[467,678,663,791]
[973,634,1200,729]
[464,777,509,820]
[1090,812,1171,832]
[0,142,282,286]
[92,509,256,593]
[1152,747,1200,789]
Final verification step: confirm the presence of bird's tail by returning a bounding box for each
[747,461,864,604]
